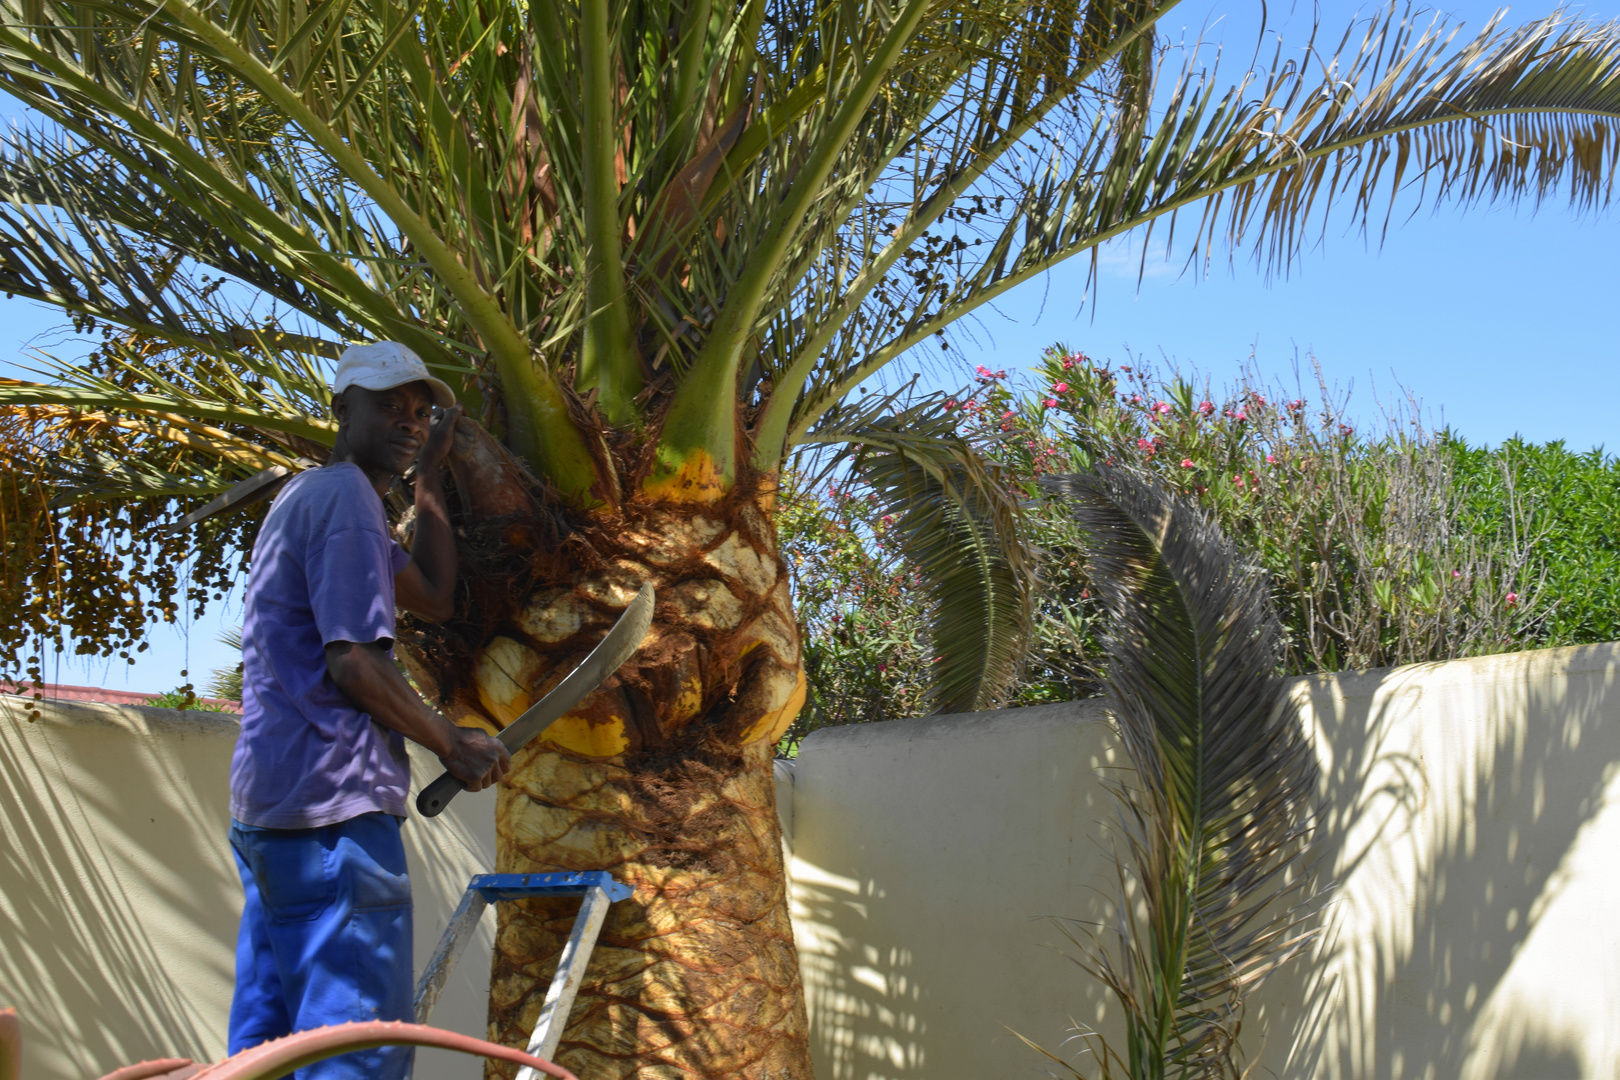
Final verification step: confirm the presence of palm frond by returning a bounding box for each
[799,386,1036,713]
[1042,468,1323,1077]
[0,378,334,446]
[208,624,245,702]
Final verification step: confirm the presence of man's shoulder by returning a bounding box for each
[266,464,386,539]
[281,462,374,501]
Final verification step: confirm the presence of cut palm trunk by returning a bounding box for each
[400,422,810,1079]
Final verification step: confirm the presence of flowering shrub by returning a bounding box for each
[780,346,1558,744]
[1020,346,1546,674]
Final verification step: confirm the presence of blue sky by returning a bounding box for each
[944,0,1620,451]
[4,0,1616,691]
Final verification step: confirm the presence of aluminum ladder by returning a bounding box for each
[412,870,633,1079]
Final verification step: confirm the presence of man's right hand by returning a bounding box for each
[443,725,510,791]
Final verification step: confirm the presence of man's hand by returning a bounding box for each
[418,403,463,474]
[395,403,463,623]
[442,724,509,791]
[326,639,510,794]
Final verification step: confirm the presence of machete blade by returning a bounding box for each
[495,582,655,752]
[415,582,655,817]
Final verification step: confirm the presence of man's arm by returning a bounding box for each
[395,405,462,622]
[325,639,509,790]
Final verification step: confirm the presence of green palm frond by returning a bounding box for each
[0,131,365,346]
[799,386,1036,713]
[1042,469,1323,1078]
[209,624,245,702]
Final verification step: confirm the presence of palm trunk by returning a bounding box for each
[401,420,811,1079]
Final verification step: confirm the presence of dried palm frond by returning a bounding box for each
[1037,469,1325,1079]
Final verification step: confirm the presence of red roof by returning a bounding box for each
[0,681,240,712]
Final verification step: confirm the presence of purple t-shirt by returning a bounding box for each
[230,463,414,829]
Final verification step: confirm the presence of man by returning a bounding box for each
[227,341,510,1079]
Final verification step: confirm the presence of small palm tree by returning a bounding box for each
[1,0,1617,1072]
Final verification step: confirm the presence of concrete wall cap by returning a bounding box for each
[797,696,1113,753]
[0,694,241,738]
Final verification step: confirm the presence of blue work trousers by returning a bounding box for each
[228,812,414,1080]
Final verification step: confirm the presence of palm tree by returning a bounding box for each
[0,0,1617,1072]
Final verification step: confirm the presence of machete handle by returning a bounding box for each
[416,771,468,818]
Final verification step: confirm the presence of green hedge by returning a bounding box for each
[1448,436,1620,648]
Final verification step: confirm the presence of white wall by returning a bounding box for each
[8,641,1620,1080]
[785,700,1122,1080]
[786,643,1620,1080]
[0,696,499,1080]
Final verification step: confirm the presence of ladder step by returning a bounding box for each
[469,870,633,903]
[410,870,633,1080]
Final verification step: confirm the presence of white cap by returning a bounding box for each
[333,341,456,407]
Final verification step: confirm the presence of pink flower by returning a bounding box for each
[1253,394,1268,407]
[1198,401,1215,417]
[1130,394,1142,405]
[1052,382,1069,393]
[1234,410,1247,422]
[1265,454,1276,465]
[1062,357,1076,369]
[1002,409,1015,419]
[1154,402,1172,415]
[1181,459,1194,468]
[975,365,992,377]
[943,398,957,411]
[1042,397,1059,408]
[1452,570,1462,578]
[877,662,888,672]
[1137,438,1153,450]
[1290,399,1306,411]
[1505,592,1520,607]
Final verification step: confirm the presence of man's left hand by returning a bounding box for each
[418,403,464,474]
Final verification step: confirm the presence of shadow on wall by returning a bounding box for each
[788,644,1620,1080]
[787,700,1127,1080]
[0,698,242,1079]
[1255,645,1620,1080]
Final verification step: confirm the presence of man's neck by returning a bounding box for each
[327,439,395,497]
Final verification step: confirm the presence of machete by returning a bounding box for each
[416,582,655,817]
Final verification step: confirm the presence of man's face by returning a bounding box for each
[332,381,436,476]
